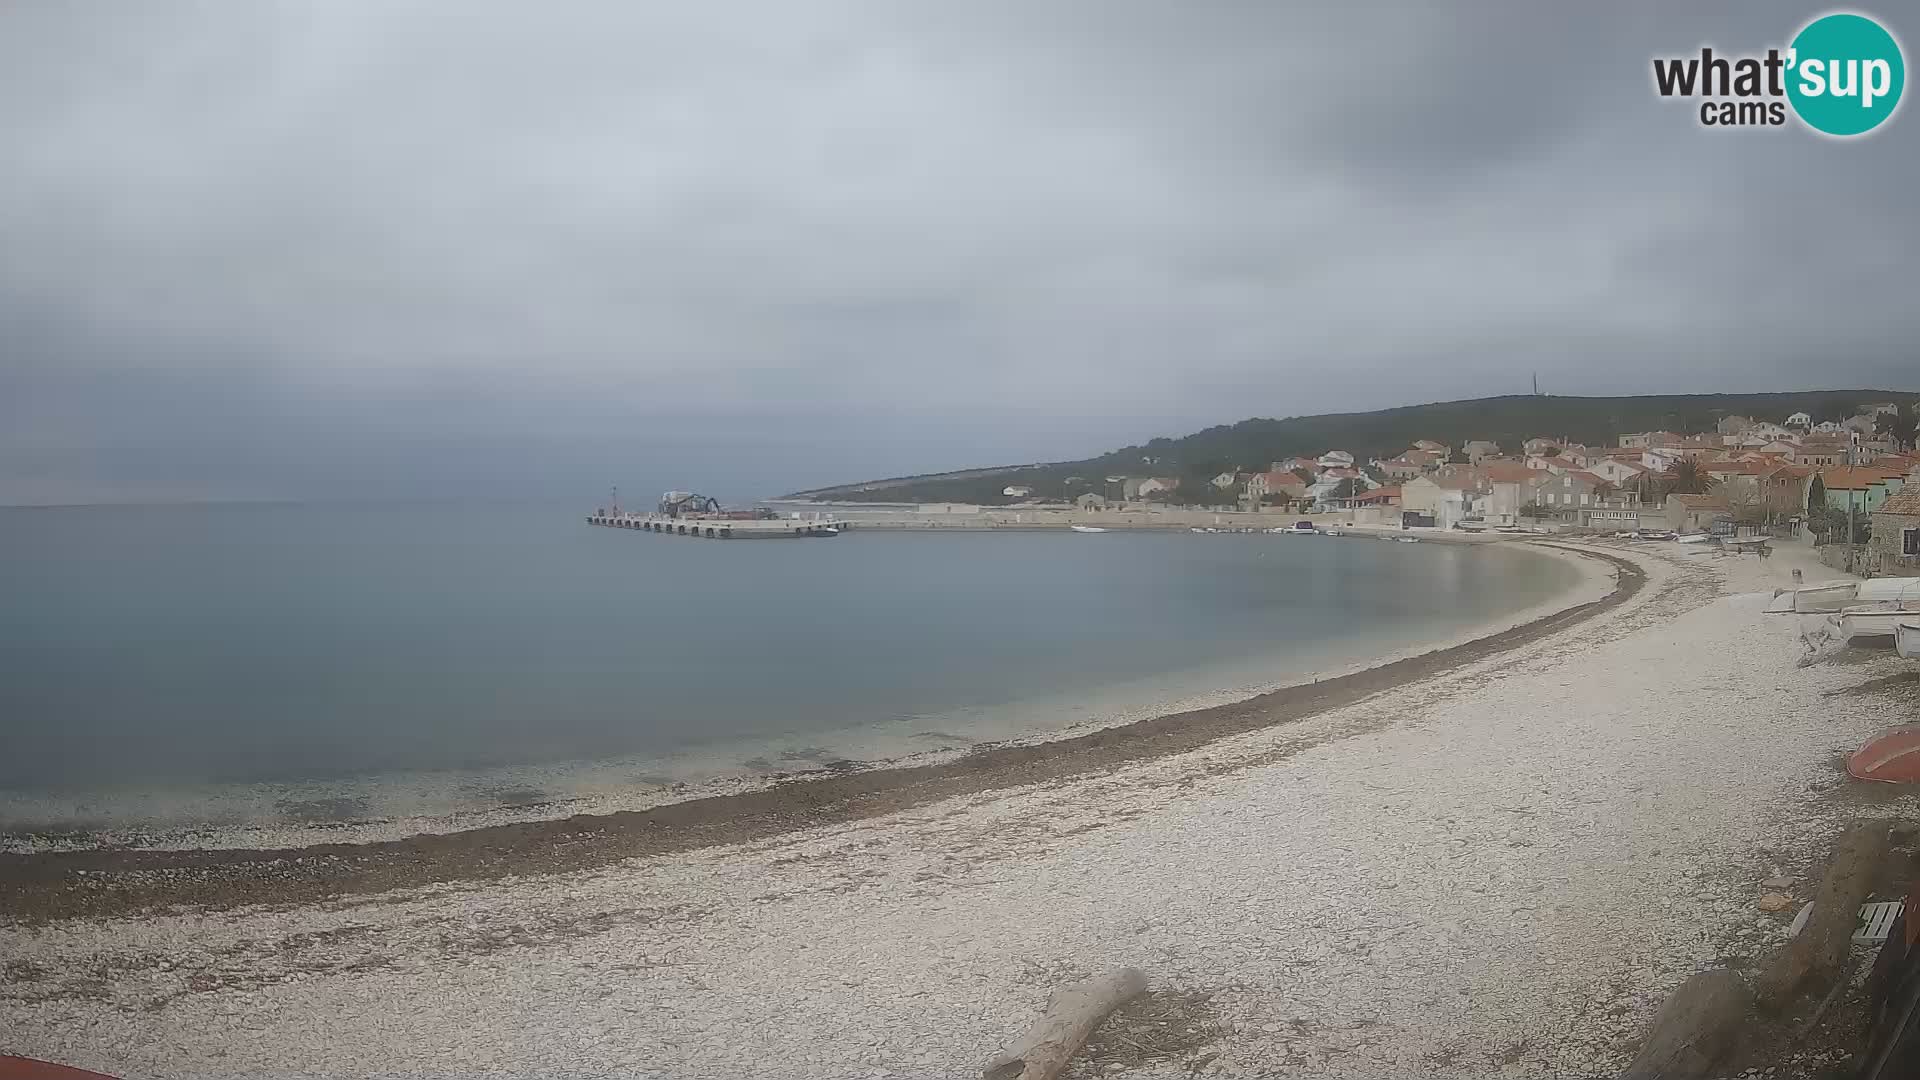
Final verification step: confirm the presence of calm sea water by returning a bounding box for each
[0,502,1578,830]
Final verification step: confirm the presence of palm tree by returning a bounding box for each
[1591,478,1619,504]
[1662,458,1717,495]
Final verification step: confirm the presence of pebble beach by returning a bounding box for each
[6,539,1920,1079]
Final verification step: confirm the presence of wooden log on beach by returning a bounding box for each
[983,967,1147,1080]
[1754,822,1889,1009]
[1616,969,1754,1080]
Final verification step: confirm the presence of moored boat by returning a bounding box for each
[1069,524,1108,533]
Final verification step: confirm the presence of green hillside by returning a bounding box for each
[788,390,1917,504]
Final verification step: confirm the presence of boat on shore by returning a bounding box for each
[1838,605,1920,642]
[1769,578,1920,615]
[1897,620,1920,660]
[1069,524,1108,533]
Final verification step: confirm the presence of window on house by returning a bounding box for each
[1905,527,1920,557]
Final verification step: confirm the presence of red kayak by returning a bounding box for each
[0,1059,119,1080]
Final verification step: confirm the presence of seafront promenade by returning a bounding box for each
[767,502,1514,542]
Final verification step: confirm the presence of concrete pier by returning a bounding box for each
[586,513,850,538]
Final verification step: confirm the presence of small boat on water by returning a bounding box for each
[1897,620,1920,660]
[1069,524,1108,533]
[1396,536,1419,543]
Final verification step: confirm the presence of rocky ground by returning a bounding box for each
[5,540,1919,1079]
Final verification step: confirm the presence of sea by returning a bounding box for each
[0,501,1580,834]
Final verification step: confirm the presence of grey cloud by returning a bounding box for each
[1,1,1915,503]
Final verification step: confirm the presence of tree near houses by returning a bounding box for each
[1289,466,1315,485]
[1520,501,1553,521]
[1723,487,1767,525]
[1591,478,1619,503]
[1330,478,1365,500]
[1802,469,1874,544]
[1661,458,1716,495]
[1875,403,1918,450]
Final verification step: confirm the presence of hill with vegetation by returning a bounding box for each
[788,390,1918,505]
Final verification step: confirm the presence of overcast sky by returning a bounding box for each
[3,2,1916,504]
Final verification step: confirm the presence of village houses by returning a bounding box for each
[1401,467,1484,530]
[1461,440,1501,465]
[1817,466,1908,514]
[1244,470,1308,507]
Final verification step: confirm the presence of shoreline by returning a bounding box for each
[1,535,1603,855]
[0,542,1637,925]
[14,540,1899,1079]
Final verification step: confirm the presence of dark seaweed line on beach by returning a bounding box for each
[0,546,1643,925]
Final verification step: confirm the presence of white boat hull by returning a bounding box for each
[1790,583,1861,614]
[1839,608,1920,641]
[1898,620,1920,660]
[1069,525,1107,533]
[1859,578,1920,605]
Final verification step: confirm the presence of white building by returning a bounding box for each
[1786,411,1812,427]
[1135,477,1179,498]
[1589,458,1647,486]
[1401,473,1483,529]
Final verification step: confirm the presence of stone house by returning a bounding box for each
[1483,462,1553,526]
[1532,470,1634,524]
[1664,493,1731,533]
[1245,471,1307,506]
[1401,470,1483,529]
[1867,489,1920,576]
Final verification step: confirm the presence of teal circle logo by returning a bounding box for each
[1786,13,1905,136]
